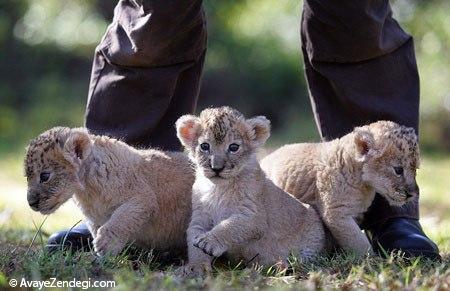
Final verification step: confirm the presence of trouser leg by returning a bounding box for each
[85,0,206,151]
[301,0,419,228]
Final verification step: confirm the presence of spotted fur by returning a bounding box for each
[24,127,195,257]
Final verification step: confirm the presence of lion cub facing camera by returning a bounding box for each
[261,121,420,256]
[175,107,325,277]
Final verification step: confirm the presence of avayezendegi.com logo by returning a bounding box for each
[9,277,116,289]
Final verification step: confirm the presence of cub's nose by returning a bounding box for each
[212,167,224,175]
[28,197,39,208]
[27,191,40,209]
[406,183,419,199]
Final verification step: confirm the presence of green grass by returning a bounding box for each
[0,153,449,290]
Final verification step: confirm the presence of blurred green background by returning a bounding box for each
[0,0,449,155]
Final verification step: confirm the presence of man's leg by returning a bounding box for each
[86,0,206,150]
[301,0,439,259]
[47,0,206,252]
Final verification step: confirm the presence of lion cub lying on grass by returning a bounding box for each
[261,121,420,256]
[24,127,194,256]
[175,107,325,277]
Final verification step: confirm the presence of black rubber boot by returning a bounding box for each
[46,223,93,253]
[369,218,441,261]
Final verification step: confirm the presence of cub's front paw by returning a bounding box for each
[175,263,211,278]
[93,226,125,257]
[193,233,227,257]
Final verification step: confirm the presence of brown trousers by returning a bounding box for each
[85,0,419,228]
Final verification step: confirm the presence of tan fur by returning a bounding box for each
[175,107,325,277]
[24,127,194,256]
[261,121,420,256]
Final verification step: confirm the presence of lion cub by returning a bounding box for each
[261,121,420,256]
[25,127,194,256]
[175,107,325,276]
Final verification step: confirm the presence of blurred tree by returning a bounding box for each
[200,0,319,144]
[0,0,106,152]
[390,0,450,151]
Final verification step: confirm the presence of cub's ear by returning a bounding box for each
[176,115,201,148]
[354,129,377,162]
[63,128,92,166]
[246,116,271,147]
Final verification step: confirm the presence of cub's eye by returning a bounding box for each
[394,166,404,176]
[228,143,240,153]
[40,172,51,183]
[200,143,210,152]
